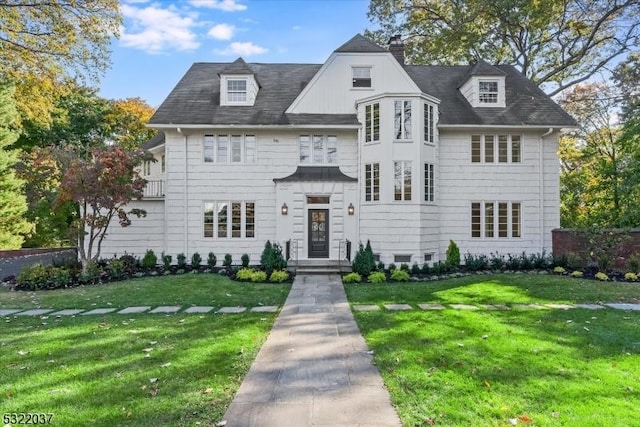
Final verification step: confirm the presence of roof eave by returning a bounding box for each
[147,123,361,130]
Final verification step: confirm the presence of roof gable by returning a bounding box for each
[334,34,387,53]
[219,57,254,75]
[468,59,507,76]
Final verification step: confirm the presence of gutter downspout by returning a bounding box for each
[177,127,188,257]
[539,128,554,253]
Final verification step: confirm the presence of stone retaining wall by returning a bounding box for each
[0,248,76,260]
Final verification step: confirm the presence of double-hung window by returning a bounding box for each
[299,135,338,164]
[424,103,435,144]
[471,201,521,238]
[472,134,522,163]
[365,103,380,143]
[365,163,380,202]
[203,134,256,163]
[227,79,247,103]
[352,67,372,88]
[424,163,434,202]
[204,201,255,239]
[394,161,412,201]
[479,81,498,104]
[394,100,412,140]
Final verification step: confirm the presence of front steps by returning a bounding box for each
[287,259,351,275]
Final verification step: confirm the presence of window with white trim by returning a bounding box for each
[227,79,247,103]
[365,163,380,202]
[299,135,338,164]
[204,201,255,239]
[352,67,372,88]
[394,161,412,201]
[203,134,257,164]
[142,160,151,176]
[161,155,165,173]
[479,81,498,104]
[471,134,522,163]
[394,254,411,263]
[471,201,521,238]
[424,163,434,202]
[424,103,435,144]
[394,100,412,140]
[365,103,380,143]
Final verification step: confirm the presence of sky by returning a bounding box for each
[99,0,372,107]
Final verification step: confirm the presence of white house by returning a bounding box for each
[100,34,576,267]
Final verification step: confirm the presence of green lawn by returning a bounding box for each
[0,275,291,426]
[0,274,290,309]
[346,274,640,426]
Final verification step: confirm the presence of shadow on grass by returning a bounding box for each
[354,308,640,426]
[0,314,276,426]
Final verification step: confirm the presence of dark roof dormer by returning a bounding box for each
[219,57,260,106]
[460,59,507,108]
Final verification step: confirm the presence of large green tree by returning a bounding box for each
[0,0,121,125]
[367,0,640,95]
[0,83,31,248]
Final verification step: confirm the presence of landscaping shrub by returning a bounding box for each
[628,253,640,273]
[421,263,430,274]
[241,253,250,268]
[519,252,534,270]
[141,250,158,270]
[107,258,126,279]
[431,261,448,275]
[260,241,286,275]
[391,269,410,282]
[162,253,172,269]
[505,253,521,270]
[269,270,289,283]
[119,254,139,273]
[368,271,386,283]
[236,268,253,281]
[596,272,609,281]
[400,263,409,272]
[566,253,584,270]
[17,264,72,290]
[531,251,550,269]
[176,253,187,269]
[79,261,102,284]
[342,272,362,284]
[388,263,397,272]
[223,253,233,268]
[377,261,385,272]
[571,270,584,278]
[207,252,217,268]
[250,270,267,282]
[552,253,568,269]
[553,266,566,274]
[191,252,202,269]
[625,272,638,281]
[352,241,376,276]
[446,240,460,269]
[464,253,488,271]
[489,253,505,270]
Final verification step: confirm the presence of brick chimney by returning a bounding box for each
[388,35,405,65]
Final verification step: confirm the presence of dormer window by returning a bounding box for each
[352,67,372,88]
[479,81,498,104]
[227,79,247,103]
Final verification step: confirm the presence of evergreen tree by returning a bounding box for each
[0,83,31,248]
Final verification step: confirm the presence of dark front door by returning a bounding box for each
[308,209,329,258]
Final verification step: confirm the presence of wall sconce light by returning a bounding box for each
[348,203,355,216]
[281,203,288,215]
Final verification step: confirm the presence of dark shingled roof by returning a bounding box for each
[148,35,576,128]
[142,131,164,150]
[404,64,577,126]
[334,34,388,53]
[273,166,358,183]
[468,59,507,76]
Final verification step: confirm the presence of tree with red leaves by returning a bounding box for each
[58,145,151,268]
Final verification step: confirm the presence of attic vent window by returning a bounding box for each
[479,81,498,104]
[227,79,247,102]
[352,67,371,88]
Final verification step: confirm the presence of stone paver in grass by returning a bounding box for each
[418,303,446,310]
[353,304,380,312]
[449,304,478,310]
[51,309,84,316]
[0,309,21,316]
[545,303,576,310]
[218,307,247,314]
[481,304,510,310]
[250,306,279,313]
[184,306,214,314]
[117,306,151,314]
[574,304,606,310]
[528,304,550,310]
[15,309,53,316]
[149,306,182,314]
[384,304,413,311]
[512,304,535,311]
[604,303,640,311]
[82,308,117,315]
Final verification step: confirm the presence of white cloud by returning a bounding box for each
[208,23,235,40]
[189,0,247,12]
[216,41,268,56]
[120,4,200,53]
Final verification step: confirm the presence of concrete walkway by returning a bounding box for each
[222,274,402,427]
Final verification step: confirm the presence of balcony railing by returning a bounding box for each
[142,180,164,198]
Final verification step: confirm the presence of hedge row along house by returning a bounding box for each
[100,34,576,269]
